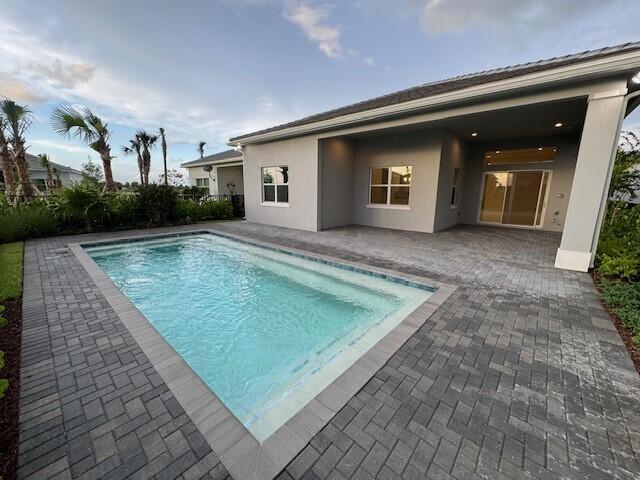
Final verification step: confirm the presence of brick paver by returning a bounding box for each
[18,222,640,479]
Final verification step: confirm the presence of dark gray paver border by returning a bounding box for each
[69,229,456,480]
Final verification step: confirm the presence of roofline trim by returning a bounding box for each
[180,156,243,168]
[229,49,640,145]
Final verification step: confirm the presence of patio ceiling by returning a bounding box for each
[345,97,588,143]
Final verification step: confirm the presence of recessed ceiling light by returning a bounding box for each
[538,147,543,151]
[486,155,492,158]
[554,122,563,128]
[495,150,501,154]
[632,72,640,84]
[471,132,478,137]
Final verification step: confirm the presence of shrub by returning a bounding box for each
[596,203,640,279]
[176,198,234,222]
[106,193,140,228]
[0,201,59,242]
[48,183,111,230]
[137,184,178,226]
[600,279,640,344]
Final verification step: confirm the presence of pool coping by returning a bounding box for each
[69,228,457,480]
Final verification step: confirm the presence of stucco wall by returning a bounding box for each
[351,130,442,233]
[217,165,244,195]
[186,166,215,194]
[320,138,355,229]
[434,132,466,232]
[243,136,319,231]
[460,134,579,232]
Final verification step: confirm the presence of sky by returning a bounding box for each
[1,0,640,183]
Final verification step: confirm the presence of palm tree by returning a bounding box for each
[198,141,206,159]
[159,127,168,186]
[0,115,16,202]
[0,99,35,201]
[52,167,62,188]
[51,104,117,192]
[136,130,158,186]
[122,138,143,184]
[37,153,54,191]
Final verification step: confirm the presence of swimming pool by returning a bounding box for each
[85,233,432,441]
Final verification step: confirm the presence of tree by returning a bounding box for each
[122,137,143,184]
[0,99,35,201]
[52,167,62,188]
[81,157,104,185]
[51,104,117,192]
[158,168,184,186]
[37,153,55,190]
[609,131,640,201]
[136,130,158,186]
[159,127,168,186]
[197,141,206,159]
[0,115,15,202]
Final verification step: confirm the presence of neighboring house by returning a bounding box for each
[180,149,244,196]
[0,153,83,191]
[228,42,640,273]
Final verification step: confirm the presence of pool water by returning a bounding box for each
[86,234,432,440]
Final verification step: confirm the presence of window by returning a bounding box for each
[262,166,289,204]
[484,147,556,166]
[196,178,209,187]
[451,168,460,208]
[369,166,411,206]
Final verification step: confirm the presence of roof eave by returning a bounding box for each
[229,49,640,146]
[180,156,243,168]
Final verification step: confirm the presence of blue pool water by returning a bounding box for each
[86,234,432,440]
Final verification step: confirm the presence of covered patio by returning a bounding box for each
[17,221,640,480]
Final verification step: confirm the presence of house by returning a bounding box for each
[228,42,640,272]
[0,153,83,191]
[180,149,244,196]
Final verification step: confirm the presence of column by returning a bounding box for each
[555,89,627,271]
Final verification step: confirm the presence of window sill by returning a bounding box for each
[261,202,289,208]
[366,204,410,210]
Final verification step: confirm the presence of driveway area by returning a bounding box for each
[18,222,640,480]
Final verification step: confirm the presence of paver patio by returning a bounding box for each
[17,221,640,480]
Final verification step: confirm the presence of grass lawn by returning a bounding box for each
[0,242,24,302]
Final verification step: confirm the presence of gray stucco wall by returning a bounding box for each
[460,134,579,232]
[351,130,442,233]
[243,136,319,231]
[433,132,466,232]
[320,138,355,229]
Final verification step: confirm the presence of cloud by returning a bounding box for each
[284,1,344,58]
[391,0,622,37]
[29,139,93,156]
[0,72,46,102]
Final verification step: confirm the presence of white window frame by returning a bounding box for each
[196,177,209,187]
[367,166,412,209]
[261,166,289,207]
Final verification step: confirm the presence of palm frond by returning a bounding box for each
[51,104,92,141]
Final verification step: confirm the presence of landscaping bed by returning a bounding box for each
[0,242,24,480]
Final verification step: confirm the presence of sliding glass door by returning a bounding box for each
[479,170,550,228]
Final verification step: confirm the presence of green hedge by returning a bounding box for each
[596,203,640,279]
[0,184,235,243]
[599,280,640,344]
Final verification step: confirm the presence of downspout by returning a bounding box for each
[589,87,640,268]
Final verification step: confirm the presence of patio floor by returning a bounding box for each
[17,221,640,480]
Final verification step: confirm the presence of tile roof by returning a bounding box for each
[180,149,242,167]
[230,41,640,142]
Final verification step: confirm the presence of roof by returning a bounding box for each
[25,154,82,174]
[230,41,640,143]
[180,149,242,168]
[26,154,82,174]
